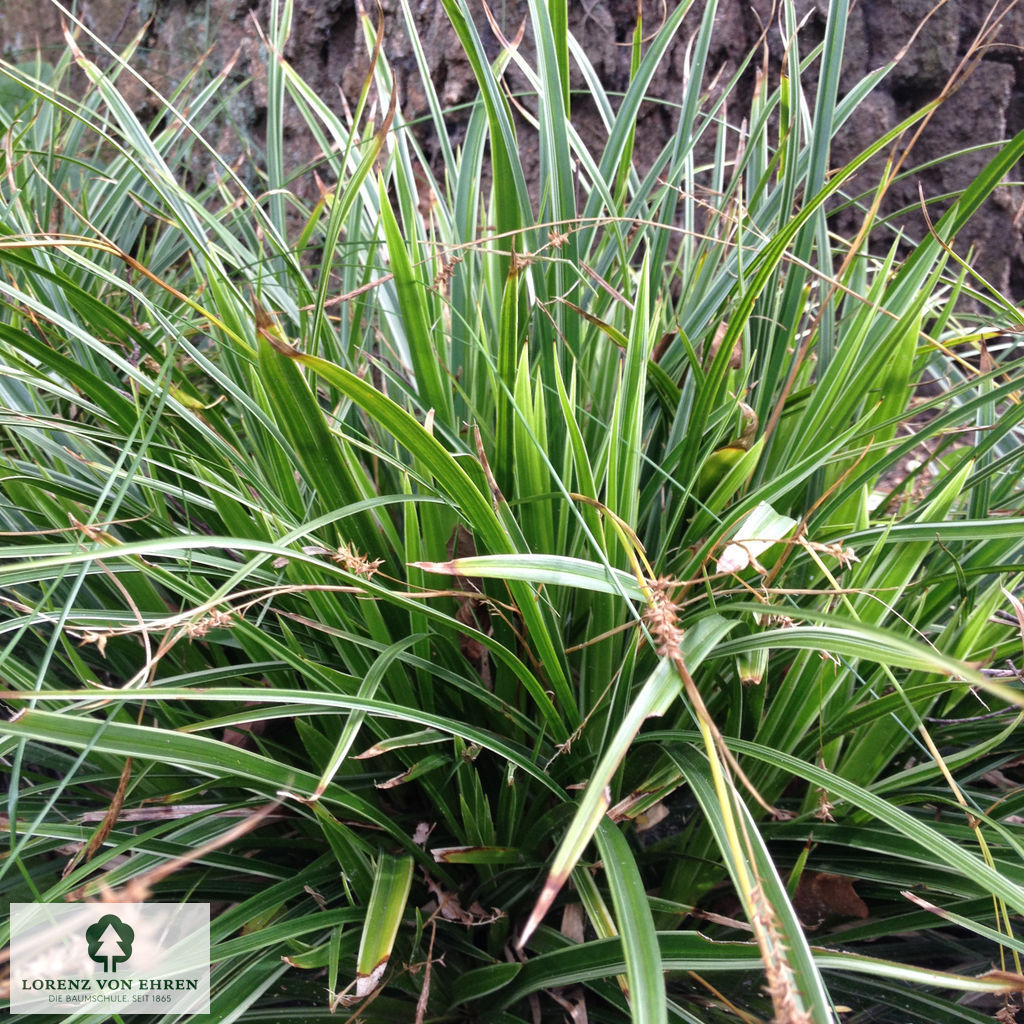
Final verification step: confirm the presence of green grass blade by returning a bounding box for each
[355,853,414,998]
[593,819,667,1024]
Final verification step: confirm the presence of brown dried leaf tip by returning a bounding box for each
[510,250,536,272]
[643,578,685,658]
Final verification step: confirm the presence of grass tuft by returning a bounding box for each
[2,0,1024,1020]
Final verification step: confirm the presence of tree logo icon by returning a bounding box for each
[85,915,134,973]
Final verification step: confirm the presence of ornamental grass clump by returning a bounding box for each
[2,0,1024,1020]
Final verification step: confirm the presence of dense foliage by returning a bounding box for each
[2,0,1024,1020]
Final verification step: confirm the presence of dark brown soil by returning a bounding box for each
[2,0,1023,294]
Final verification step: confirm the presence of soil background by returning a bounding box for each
[3,0,1024,296]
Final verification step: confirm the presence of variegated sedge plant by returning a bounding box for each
[2,0,1024,1021]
